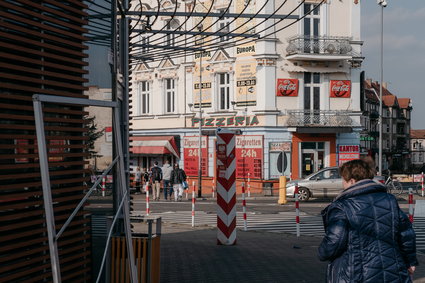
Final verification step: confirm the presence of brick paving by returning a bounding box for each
[159,225,425,283]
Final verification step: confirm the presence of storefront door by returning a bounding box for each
[300,142,325,177]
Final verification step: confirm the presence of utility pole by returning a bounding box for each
[378,0,387,175]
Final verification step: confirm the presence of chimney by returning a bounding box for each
[382,82,388,89]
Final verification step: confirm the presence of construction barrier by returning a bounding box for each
[192,181,196,227]
[409,187,414,223]
[295,185,300,237]
[242,182,247,231]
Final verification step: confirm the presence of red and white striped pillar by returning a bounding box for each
[102,177,106,197]
[216,131,237,245]
[212,177,216,199]
[146,185,150,216]
[192,181,196,227]
[247,173,251,198]
[408,187,414,223]
[421,172,424,197]
[242,182,247,231]
[295,185,300,237]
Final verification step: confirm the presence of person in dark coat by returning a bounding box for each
[170,163,186,201]
[318,159,418,283]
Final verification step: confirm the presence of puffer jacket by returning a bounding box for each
[318,179,418,283]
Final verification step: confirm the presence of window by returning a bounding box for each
[165,78,175,113]
[165,20,176,46]
[217,10,231,42]
[218,73,230,110]
[140,35,149,54]
[303,3,320,53]
[386,124,390,133]
[138,81,150,114]
[304,72,320,112]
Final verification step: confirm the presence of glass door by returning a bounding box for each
[300,142,326,177]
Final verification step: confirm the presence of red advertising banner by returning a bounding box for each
[338,145,360,166]
[236,135,263,179]
[276,79,299,97]
[330,80,351,98]
[183,136,208,176]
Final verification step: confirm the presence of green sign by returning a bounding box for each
[360,136,375,141]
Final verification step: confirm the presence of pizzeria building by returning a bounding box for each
[130,0,363,190]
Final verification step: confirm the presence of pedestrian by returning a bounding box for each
[318,159,418,282]
[170,163,187,202]
[162,160,173,200]
[134,167,142,193]
[150,161,163,201]
[142,168,150,194]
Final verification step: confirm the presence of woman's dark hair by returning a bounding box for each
[339,159,375,182]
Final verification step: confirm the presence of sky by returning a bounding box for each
[361,0,425,129]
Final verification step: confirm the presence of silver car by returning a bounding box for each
[286,167,342,201]
[286,167,385,201]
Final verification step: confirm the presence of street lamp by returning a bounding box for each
[377,0,387,175]
[197,25,203,198]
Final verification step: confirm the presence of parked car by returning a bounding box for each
[286,167,385,201]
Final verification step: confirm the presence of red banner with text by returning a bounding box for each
[183,136,208,176]
[236,135,263,179]
[338,145,360,166]
[276,79,299,97]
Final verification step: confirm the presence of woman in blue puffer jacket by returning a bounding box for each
[318,159,418,282]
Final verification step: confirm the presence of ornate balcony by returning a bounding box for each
[286,110,358,133]
[285,35,358,61]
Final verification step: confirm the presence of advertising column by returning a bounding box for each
[184,136,208,176]
[236,135,263,179]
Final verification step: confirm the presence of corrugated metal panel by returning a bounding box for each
[0,1,92,282]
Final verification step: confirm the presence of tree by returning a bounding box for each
[85,115,104,167]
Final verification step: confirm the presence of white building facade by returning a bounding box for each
[130,0,363,185]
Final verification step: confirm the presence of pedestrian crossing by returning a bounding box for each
[413,217,425,252]
[132,210,325,237]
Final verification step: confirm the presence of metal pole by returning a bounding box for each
[198,35,203,198]
[378,2,384,176]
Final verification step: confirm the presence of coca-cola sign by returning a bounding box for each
[276,79,299,97]
[330,80,351,98]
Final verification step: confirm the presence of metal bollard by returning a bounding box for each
[192,181,196,227]
[102,177,106,197]
[242,182,247,231]
[278,176,287,205]
[247,173,251,198]
[146,185,150,216]
[421,172,424,197]
[295,185,300,237]
[409,188,414,223]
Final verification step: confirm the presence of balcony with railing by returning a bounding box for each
[285,35,358,61]
[286,110,358,133]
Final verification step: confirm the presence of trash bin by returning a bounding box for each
[263,182,273,196]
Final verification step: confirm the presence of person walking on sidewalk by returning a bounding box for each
[151,161,162,201]
[142,168,150,194]
[170,163,186,202]
[134,167,142,193]
[318,159,418,283]
[162,160,173,200]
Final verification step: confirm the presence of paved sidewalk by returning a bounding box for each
[158,225,425,283]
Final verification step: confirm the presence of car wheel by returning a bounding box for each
[297,187,310,201]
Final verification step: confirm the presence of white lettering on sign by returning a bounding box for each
[183,136,207,148]
[236,136,263,148]
[339,145,360,153]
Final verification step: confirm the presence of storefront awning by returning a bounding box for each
[130,136,180,158]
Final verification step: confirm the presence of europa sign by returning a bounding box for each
[338,145,360,165]
[276,79,299,97]
[330,80,351,98]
